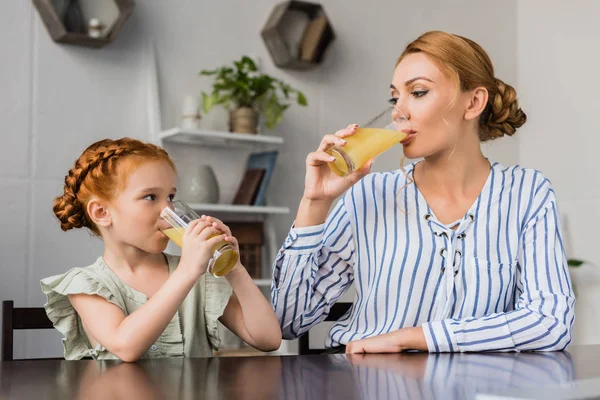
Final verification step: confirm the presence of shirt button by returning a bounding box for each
[151,345,158,351]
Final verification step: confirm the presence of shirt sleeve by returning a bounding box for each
[422,179,575,352]
[271,198,356,339]
[40,268,123,359]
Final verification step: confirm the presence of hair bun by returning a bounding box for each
[52,190,88,231]
[483,78,527,141]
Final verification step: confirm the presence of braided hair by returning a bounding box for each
[53,138,175,235]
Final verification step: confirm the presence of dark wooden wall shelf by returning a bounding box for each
[261,1,335,70]
[32,0,134,48]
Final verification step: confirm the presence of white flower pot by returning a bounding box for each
[178,165,219,204]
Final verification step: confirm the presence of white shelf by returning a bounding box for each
[188,203,290,215]
[253,279,272,287]
[159,127,284,147]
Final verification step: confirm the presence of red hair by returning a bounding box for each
[53,137,176,235]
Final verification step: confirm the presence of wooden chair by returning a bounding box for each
[299,302,352,355]
[1,300,60,361]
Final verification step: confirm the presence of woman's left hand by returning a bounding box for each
[345,327,428,354]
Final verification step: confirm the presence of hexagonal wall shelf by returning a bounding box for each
[261,1,335,70]
[33,0,134,48]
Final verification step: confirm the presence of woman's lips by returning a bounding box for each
[400,130,417,144]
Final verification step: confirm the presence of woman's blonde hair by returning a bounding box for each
[396,31,527,141]
[53,137,176,235]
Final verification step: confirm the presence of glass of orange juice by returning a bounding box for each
[160,200,239,277]
[327,105,412,177]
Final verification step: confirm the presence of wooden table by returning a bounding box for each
[1,345,599,399]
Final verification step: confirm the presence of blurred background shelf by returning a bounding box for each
[187,203,290,215]
[160,127,284,147]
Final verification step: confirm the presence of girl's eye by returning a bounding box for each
[412,90,428,98]
[388,97,398,106]
[143,194,156,201]
[168,194,176,202]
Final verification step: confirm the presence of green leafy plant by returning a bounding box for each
[568,258,585,267]
[200,56,308,130]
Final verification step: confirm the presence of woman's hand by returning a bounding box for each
[179,219,226,279]
[345,327,428,354]
[303,124,374,202]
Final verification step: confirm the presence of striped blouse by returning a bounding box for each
[271,162,575,352]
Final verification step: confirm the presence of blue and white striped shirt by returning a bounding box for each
[271,162,575,352]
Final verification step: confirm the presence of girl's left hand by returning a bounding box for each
[200,215,239,252]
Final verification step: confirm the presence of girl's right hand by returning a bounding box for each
[303,124,375,202]
[178,219,226,279]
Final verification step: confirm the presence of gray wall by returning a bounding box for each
[1,0,520,358]
[517,0,600,345]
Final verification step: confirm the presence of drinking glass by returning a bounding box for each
[327,105,411,177]
[160,200,239,277]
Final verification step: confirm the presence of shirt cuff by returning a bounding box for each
[422,320,460,353]
[282,221,327,255]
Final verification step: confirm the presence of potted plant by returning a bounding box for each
[200,56,308,134]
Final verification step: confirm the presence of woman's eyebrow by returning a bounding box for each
[390,76,435,91]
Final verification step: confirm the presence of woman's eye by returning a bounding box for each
[412,90,428,98]
[143,194,156,201]
[388,97,398,106]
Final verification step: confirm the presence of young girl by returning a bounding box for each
[41,137,281,361]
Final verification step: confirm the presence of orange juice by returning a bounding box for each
[327,128,407,177]
[162,227,239,277]
[209,247,238,277]
[162,227,185,247]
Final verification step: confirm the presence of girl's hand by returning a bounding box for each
[200,215,238,250]
[179,219,226,279]
[200,216,242,273]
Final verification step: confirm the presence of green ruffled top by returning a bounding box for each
[40,254,232,360]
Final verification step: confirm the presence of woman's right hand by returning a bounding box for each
[178,219,226,279]
[303,124,375,202]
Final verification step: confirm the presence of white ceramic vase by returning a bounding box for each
[178,165,219,204]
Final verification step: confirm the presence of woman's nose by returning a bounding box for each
[392,106,410,122]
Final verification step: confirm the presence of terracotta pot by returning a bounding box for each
[230,107,258,134]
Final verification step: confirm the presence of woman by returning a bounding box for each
[271,31,574,353]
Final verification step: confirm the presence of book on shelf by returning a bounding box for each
[245,151,278,206]
[224,221,264,279]
[299,15,328,62]
[232,168,266,205]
